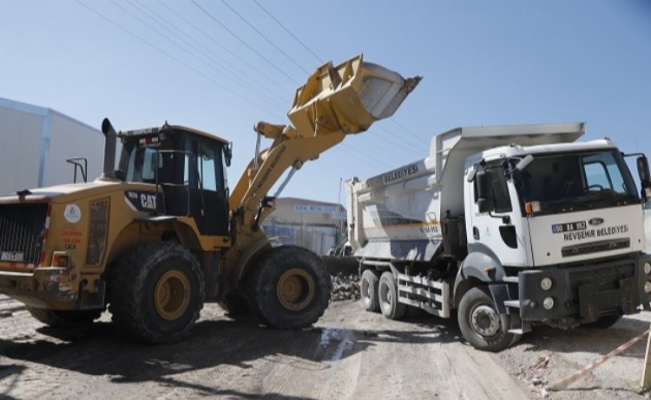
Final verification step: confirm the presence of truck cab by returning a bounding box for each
[466,140,649,334]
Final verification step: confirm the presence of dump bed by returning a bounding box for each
[346,122,585,261]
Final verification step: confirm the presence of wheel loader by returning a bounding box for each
[0,55,420,342]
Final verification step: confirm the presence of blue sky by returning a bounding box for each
[1,0,650,205]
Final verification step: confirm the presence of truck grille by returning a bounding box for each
[0,203,48,265]
[569,263,635,292]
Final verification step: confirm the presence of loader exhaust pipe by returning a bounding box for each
[100,118,118,180]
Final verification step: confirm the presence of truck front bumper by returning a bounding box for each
[516,254,651,324]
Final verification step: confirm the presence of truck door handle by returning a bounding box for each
[473,227,480,240]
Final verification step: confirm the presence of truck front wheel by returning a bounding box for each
[360,269,380,312]
[109,242,205,343]
[458,287,519,352]
[378,271,406,320]
[248,245,331,329]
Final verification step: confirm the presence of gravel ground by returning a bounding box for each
[2,261,651,399]
[326,268,651,400]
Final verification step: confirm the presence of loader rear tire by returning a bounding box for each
[360,269,380,312]
[378,271,406,320]
[248,245,331,329]
[26,307,102,328]
[109,242,205,344]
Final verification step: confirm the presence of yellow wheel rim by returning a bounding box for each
[155,270,191,321]
[277,268,315,311]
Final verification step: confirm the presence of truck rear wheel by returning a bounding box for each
[458,287,519,352]
[26,307,102,328]
[109,242,205,343]
[248,245,331,329]
[360,269,380,312]
[378,271,406,320]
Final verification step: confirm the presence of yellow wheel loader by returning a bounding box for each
[0,55,420,343]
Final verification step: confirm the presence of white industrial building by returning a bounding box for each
[0,97,104,196]
[262,197,347,255]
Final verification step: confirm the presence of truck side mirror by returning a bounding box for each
[637,156,651,200]
[476,169,495,213]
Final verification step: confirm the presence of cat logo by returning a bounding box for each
[124,190,159,212]
[140,193,157,210]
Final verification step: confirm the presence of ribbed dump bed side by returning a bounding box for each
[0,203,48,265]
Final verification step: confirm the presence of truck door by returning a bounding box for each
[467,161,530,267]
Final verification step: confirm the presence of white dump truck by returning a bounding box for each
[346,123,651,351]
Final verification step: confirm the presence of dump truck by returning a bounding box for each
[347,123,651,351]
[0,55,420,343]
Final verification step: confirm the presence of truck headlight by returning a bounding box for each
[644,262,651,275]
[540,277,553,291]
[645,282,651,294]
[543,297,555,310]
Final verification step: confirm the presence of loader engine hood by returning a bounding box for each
[0,180,126,204]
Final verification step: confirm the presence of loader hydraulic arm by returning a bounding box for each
[229,55,421,239]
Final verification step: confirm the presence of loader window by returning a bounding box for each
[199,144,218,191]
[126,147,158,182]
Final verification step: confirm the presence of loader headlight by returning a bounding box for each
[540,277,553,291]
[644,262,651,275]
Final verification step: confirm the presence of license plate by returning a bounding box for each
[1,251,24,262]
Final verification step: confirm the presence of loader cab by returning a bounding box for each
[118,125,231,236]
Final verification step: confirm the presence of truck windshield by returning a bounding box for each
[515,150,639,214]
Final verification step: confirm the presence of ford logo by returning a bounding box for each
[589,217,604,226]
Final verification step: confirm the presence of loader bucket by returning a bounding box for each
[288,54,421,136]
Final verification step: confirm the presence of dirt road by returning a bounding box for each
[0,297,525,400]
[1,294,650,400]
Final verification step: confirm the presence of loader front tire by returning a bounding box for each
[26,307,102,328]
[248,245,331,329]
[109,242,205,343]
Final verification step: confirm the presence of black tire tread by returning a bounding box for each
[457,286,518,352]
[109,242,204,344]
[249,245,331,329]
[378,271,406,320]
[360,269,380,312]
